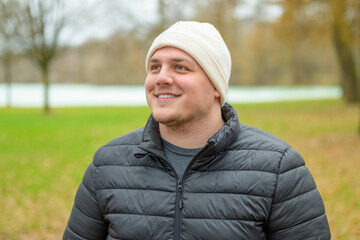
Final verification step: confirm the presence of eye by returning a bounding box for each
[150,64,161,71]
[174,65,188,71]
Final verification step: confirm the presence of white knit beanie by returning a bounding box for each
[145,21,231,106]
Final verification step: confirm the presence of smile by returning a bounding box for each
[157,94,179,99]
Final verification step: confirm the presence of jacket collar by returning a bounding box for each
[136,103,240,169]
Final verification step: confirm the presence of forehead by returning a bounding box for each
[151,46,198,63]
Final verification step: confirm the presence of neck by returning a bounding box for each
[159,108,225,149]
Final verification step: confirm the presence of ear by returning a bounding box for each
[214,89,220,98]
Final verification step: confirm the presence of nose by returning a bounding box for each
[154,66,174,86]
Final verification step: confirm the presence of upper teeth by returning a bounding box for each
[158,94,177,99]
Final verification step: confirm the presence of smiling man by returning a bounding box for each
[145,47,224,149]
[63,21,331,240]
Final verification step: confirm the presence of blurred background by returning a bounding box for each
[0,0,359,239]
[0,0,359,109]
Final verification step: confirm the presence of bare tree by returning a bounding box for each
[0,0,20,108]
[271,0,359,103]
[2,0,78,113]
[23,0,65,113]
[331,0,359,103]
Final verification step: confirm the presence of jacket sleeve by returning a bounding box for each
[266,148,331,240]
[63,162,108,240]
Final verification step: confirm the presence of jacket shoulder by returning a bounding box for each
[238,124,306,172]
[218,123,304,175]
[233,123,290,153]
[92,127,145,166]
[104,127,144,147]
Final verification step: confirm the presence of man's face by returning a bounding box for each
[145,47,220,127]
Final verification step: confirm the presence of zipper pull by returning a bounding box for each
[177,178,183,209]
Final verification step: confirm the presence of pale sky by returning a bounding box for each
[61,0,283,46]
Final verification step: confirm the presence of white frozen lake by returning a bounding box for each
[0,83,342,107]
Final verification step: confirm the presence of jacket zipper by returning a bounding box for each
[153,156,182,240]
[174,142,211,240]
[177,178,183,209]
[156,157,183,240]
[152,142,212,240]
[174,177,183,240]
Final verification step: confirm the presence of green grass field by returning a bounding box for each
[0,100,359,239]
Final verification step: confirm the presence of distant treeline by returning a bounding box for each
[1,0,358,92]
[6,21,340,87]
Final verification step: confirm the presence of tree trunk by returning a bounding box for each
[41,64,50,114]
[358,104,360,135]
[331,0,359,103]
[3,52,12,108]
[333,27,359,102]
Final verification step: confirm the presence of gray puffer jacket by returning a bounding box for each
[63,104,331,240]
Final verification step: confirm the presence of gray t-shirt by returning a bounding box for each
[161,138,203,178]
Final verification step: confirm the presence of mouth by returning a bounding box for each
[156,94,180,99]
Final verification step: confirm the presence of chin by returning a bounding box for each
[153,114,173,124]
[152,111,179,125]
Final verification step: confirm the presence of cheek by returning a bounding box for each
[202,80,219,98]
[145,76,154,92]
[144,78,154,104]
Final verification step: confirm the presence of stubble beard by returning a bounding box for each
[153,107,211,133]
[154,113,195,129]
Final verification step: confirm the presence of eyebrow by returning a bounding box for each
[150,57,195,66]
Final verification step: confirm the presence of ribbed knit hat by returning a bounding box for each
[145,21,231,106]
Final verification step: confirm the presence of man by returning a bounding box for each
[63,21,331,239]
